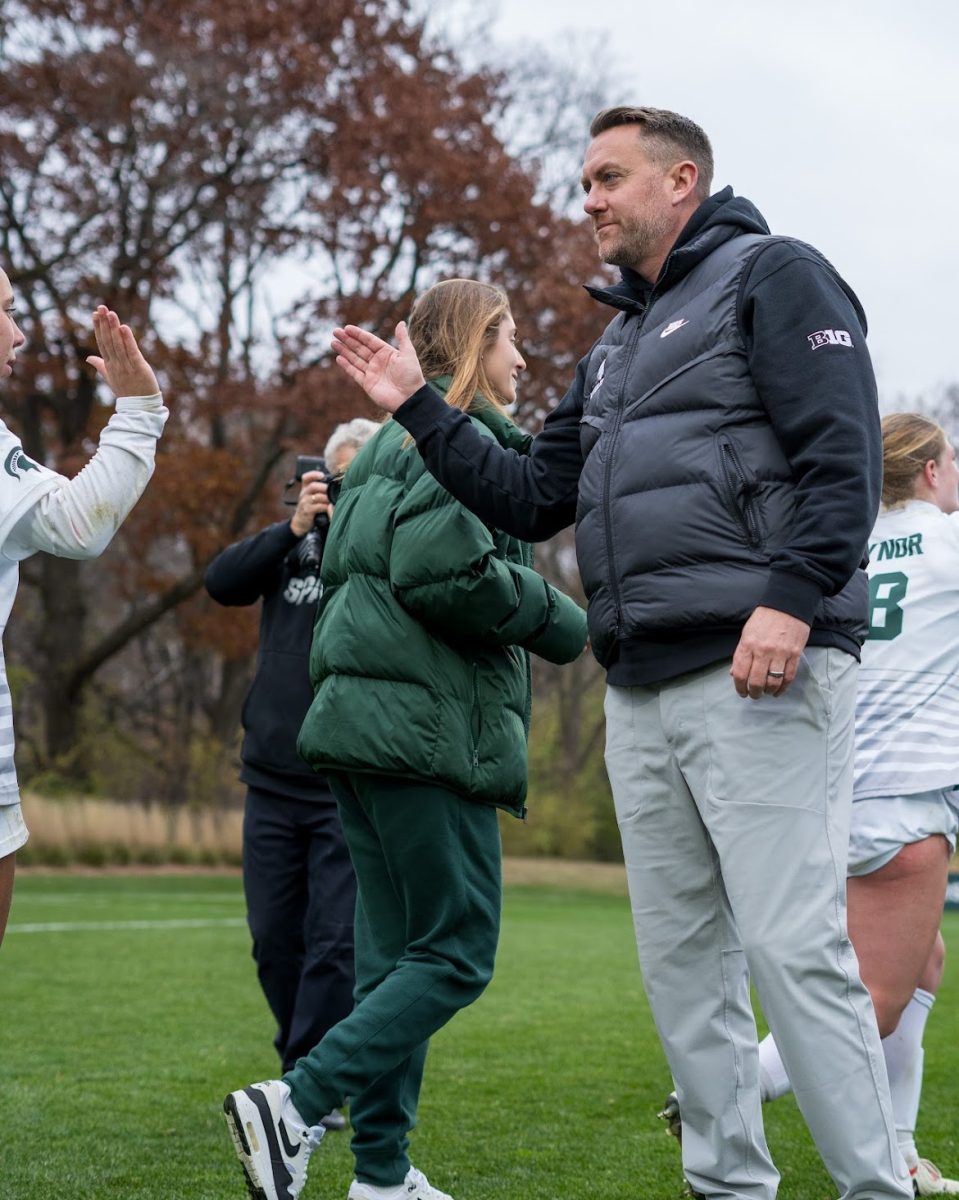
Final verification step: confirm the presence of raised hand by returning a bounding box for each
[86,306,160,398]
[331,321,425,413]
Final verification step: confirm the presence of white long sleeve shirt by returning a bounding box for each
[0,393,168,804]
[853,499,959,800]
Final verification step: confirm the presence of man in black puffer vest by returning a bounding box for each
[330,109,912,1200]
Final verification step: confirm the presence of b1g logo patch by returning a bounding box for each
[4,447,40,480]
[807,328,853,350]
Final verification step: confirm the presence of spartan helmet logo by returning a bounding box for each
[4,447,40,480]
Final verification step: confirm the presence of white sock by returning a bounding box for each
[883,987,935,1170]
[758,1033,793,1102]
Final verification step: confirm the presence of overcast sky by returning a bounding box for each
[493,0,955,406]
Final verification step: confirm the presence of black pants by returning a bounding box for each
[243,787,357,1072]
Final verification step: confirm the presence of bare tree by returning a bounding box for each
[1,0,613,803]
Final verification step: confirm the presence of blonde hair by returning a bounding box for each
[407,279,512,416]
[880,412,947,507]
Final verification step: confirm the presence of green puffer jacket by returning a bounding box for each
[296,393,588,817]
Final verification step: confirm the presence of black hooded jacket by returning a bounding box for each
[205,520,333,800]
[393,189,882,685]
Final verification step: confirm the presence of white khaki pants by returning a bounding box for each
[605,649,911,1200]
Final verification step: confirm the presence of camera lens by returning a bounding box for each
[297,528,323,571]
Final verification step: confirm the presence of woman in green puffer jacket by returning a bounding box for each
[223,280,588,1200]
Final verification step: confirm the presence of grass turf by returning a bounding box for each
[2,874,958,1199]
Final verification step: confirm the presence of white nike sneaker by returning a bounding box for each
[347,1165,455,1199]
[911,1157,959,1195]
[223,1079,325,1200]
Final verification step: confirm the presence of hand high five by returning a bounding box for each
[86,305,160,398]
[331,322,425,413]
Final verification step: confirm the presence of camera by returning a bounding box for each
[285,455,343,572]
[290,456,343,508]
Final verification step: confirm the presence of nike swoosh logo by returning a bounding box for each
[278,1120,302,1159]
[660,319,688,338]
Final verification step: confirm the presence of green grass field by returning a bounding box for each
[2,874,958,1200]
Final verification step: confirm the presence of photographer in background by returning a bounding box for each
[205,417,379,1128]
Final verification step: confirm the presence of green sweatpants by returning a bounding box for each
[283,772,502,1187]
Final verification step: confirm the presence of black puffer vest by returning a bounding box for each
[575,228,868,668]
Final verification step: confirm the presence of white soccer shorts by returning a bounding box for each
[0,801,28,857]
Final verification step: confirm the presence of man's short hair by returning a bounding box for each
[590,106,714,199]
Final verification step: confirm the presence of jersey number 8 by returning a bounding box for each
[867,571,908,641]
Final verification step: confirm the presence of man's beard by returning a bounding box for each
[597,209,673,270]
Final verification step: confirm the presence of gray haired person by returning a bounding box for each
[324,419,380,479]
[204,416,378,1127]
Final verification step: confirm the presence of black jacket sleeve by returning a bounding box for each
[738,243,882,624]
[392,353,591,542]
[204,520,302,606]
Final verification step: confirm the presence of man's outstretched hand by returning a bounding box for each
[332,322,425,413]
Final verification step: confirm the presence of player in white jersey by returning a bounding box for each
[0,266,168,947]
[748,413,959,1195]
